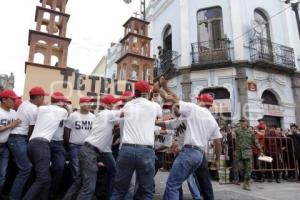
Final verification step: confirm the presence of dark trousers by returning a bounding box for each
[64,144,116,200]
[49,140,66,200]
[23,138,51,200]
[194,155,214,200]
[0,143,9,194]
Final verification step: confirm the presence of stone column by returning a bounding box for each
[180,69,191,102]
[235,66,249,119]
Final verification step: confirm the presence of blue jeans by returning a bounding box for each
[111,145,156,200]
[49,140,66,200]
[124,171,137,200]
[163,147,203,200]
[7,136,32,200]
[0,143,9,194]
[69,143,82,182]
[64,144,116,200]
[23,139,51,200]
[194,155,214,200]
[187,174,201,200]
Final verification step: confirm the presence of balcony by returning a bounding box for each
[249,38,295,70]
[154,50,179,79]
[191,39,231,67]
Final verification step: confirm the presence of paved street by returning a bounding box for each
[154,171,300,200]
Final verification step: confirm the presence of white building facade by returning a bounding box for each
[146,0,300,128]
[106,43,122,79]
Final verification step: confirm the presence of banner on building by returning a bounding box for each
[24,63,134,108]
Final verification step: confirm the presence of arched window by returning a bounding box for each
[120,64,127,80]
[163,25,172,52]
[37,40,47,45]
[43,12,50,20]
[262,90,278,105]
[34,52,45,64]
[143,65,150,81]
[197,7,223,47]
[254,9,271,40]
[51,55,59,66]
[131,65,139,80]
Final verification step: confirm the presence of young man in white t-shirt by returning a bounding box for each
[65,98,95,181]
[8,86,48,200]
[154,77,222,199]
[0,90,20,196]
[111,80,163,200]
[23,92,69,200]
[63,95,120,200]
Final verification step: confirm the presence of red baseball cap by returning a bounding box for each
[196,93,214,104]
[14,97,23,110]
[29,86,49,96]
[120,91,134,100]
[0,89,19,99]
[100,95,119,105]
[79,96,93,104]
[51,91,68,102]
[134,80,150,93]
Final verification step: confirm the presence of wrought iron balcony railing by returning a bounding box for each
[191,39,231,66]
[249,38,295,68]
[154,50,179,79]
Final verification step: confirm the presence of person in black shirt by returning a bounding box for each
[287,124,300,181]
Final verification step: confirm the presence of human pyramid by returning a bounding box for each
[0,77,222,200]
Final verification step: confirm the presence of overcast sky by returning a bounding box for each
[0,0,141,95]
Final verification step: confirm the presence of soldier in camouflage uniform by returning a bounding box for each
[233,117,262,190]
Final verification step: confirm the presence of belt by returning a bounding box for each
[10,134,28,138]
[31,137,49,143]
[84,142,101,155]
[184,145,204,153]
[122,143,153,149]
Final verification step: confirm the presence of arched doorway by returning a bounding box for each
[261,90,282,127]
[200,87,231,127]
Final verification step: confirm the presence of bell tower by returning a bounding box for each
[116,17,154,83]
[27,0,71,68]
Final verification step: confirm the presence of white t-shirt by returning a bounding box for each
[85,109,121,152]
[52,120,65,141]
[178,101,222,148]
[154,126,173,152]
[122,97,162,146]
[165,117,187,149]
[11,100,38,135]
[0,107,17,143]
[30,105,68,142]
[66,111,95,145]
